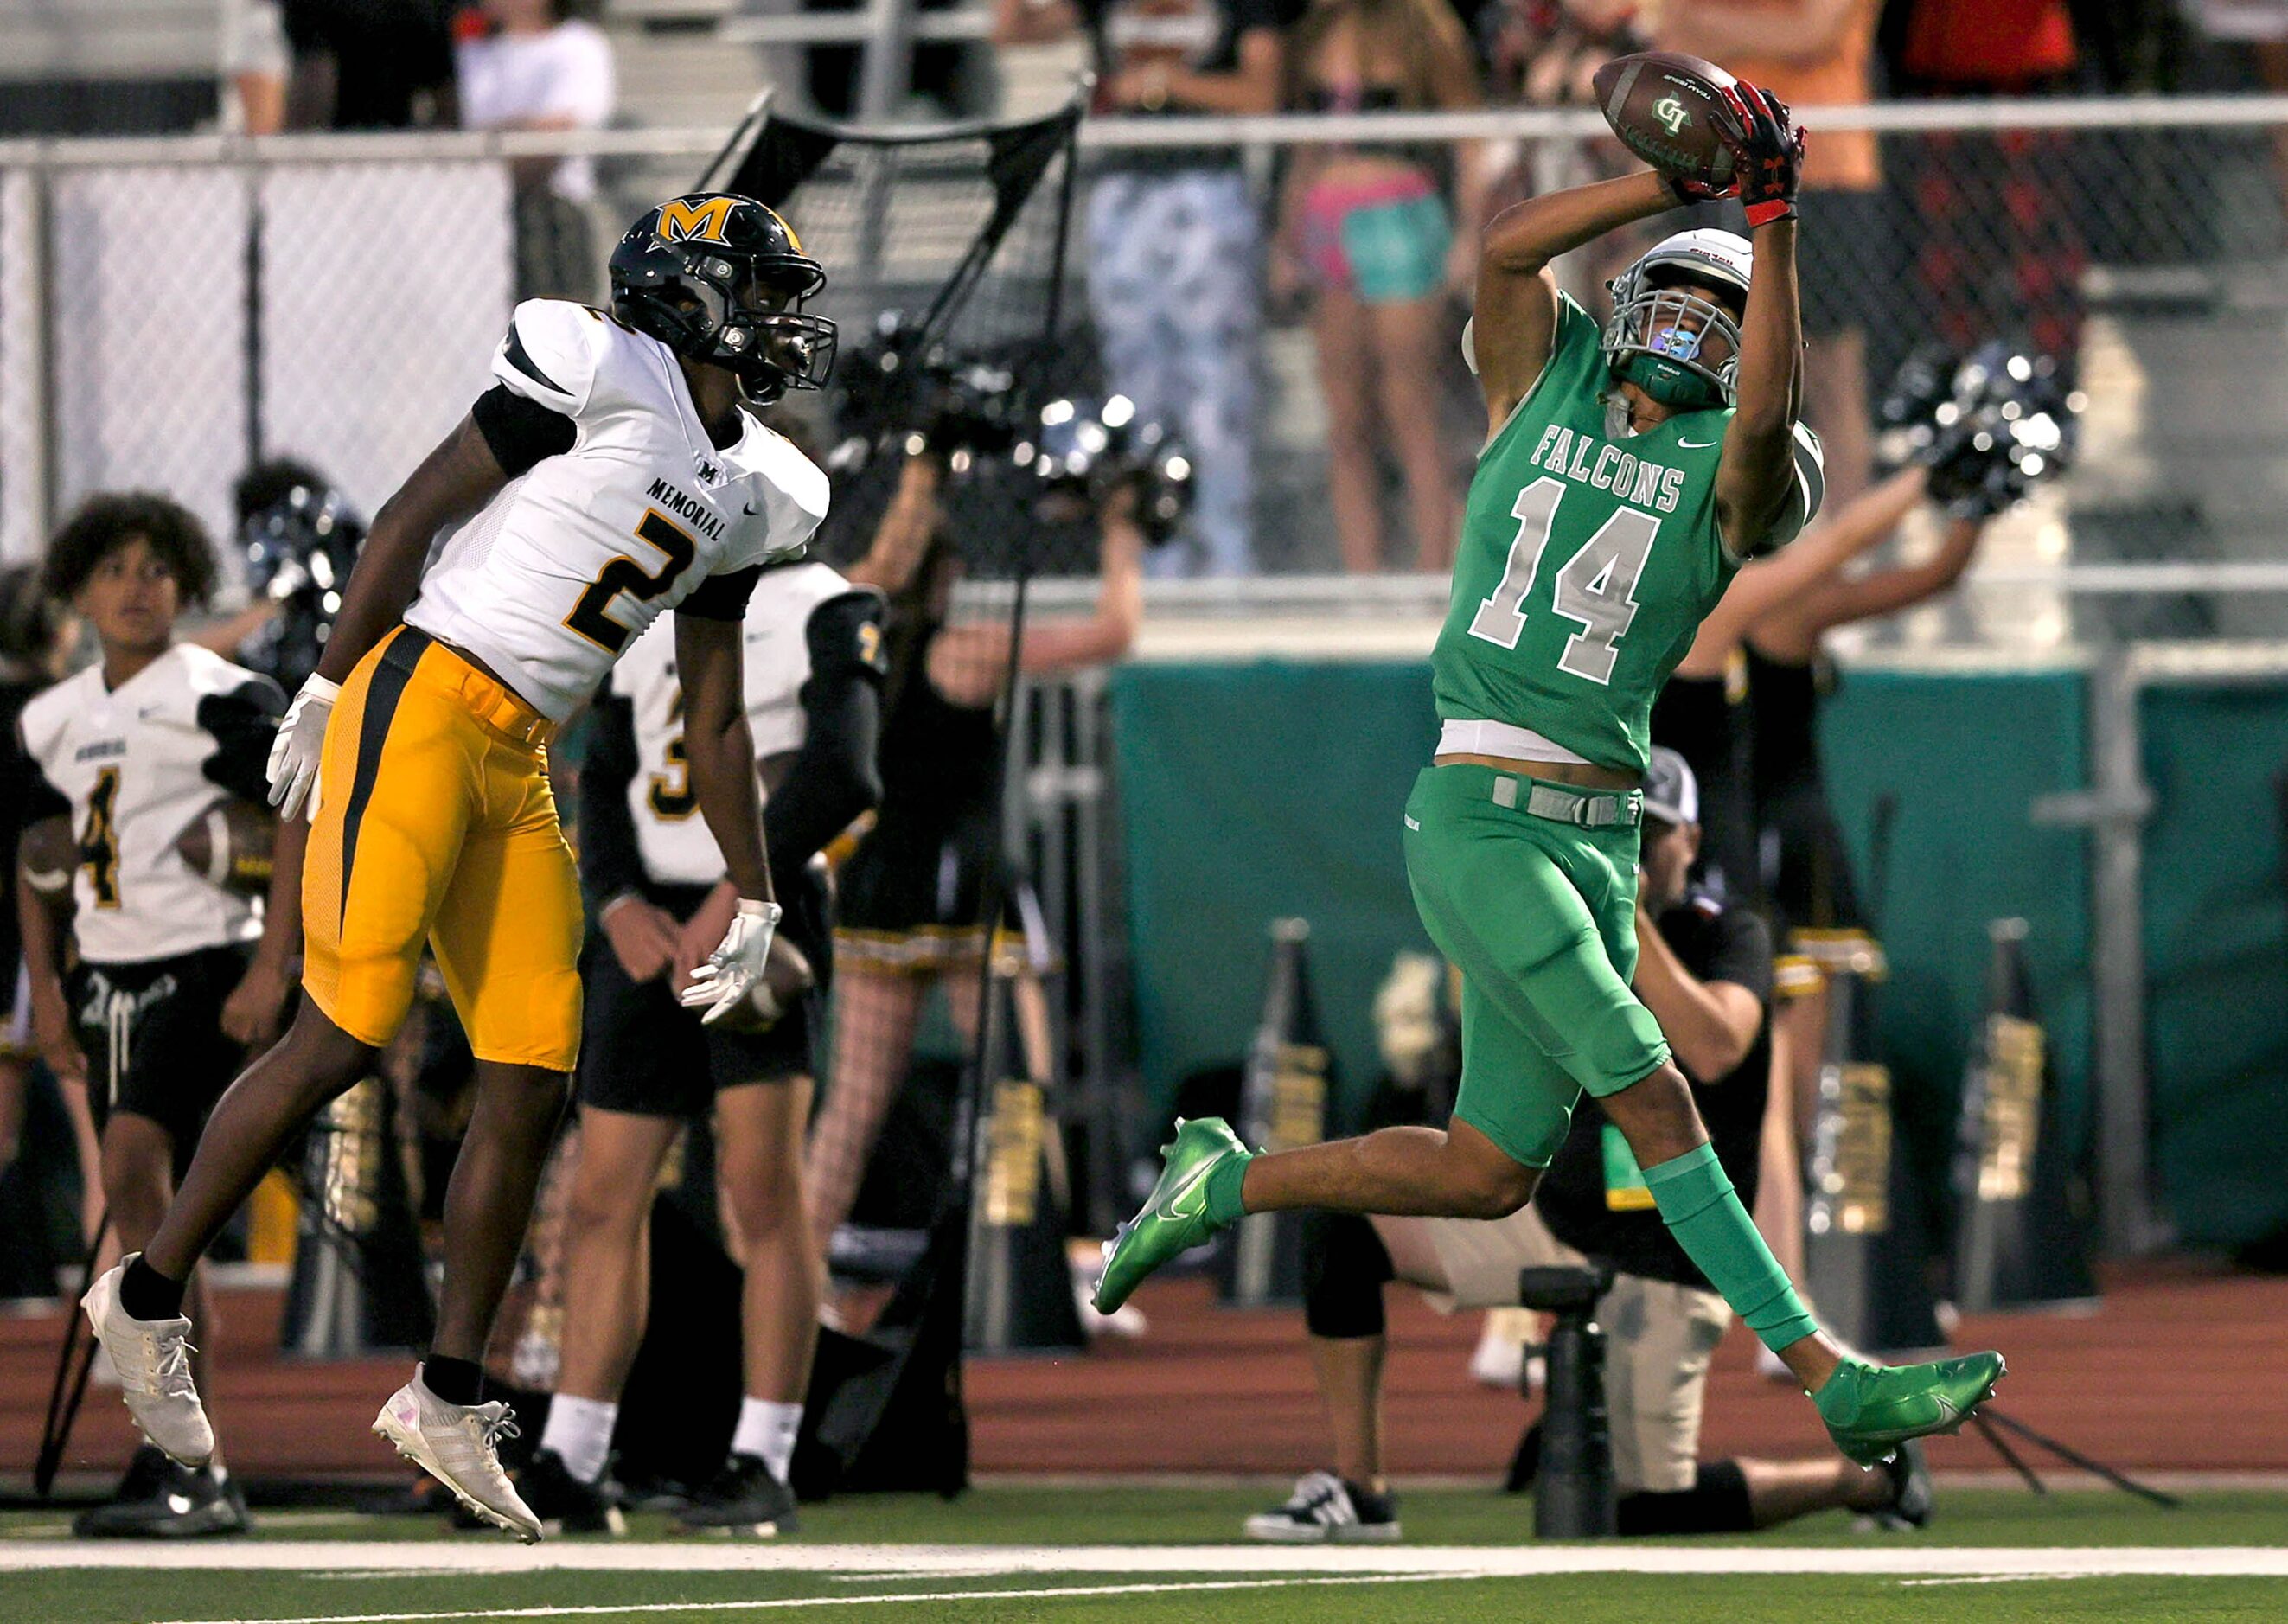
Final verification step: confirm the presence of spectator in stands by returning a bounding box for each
[221,0,290,133]
[284,0,458,128]
[1274,0,1486,572]
[455,0,617,299]
[1248,750,1931,1544]
[1480,2,1649,304]
[1485,0,1643,107]
[1653,0,1885,506]
[993,0,1284,575]
[1884,0,2086,368]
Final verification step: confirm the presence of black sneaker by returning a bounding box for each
[74,1452,250,1538]
[676,1454,798,1536]
[515,1448,625,1537]
[1243,1471,1401,1544]
[1869,1438,1933,1531]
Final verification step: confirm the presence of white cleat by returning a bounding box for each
[372,1372,543,1543]
[81,1257,214,1467]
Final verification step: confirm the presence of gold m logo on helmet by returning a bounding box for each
[659,196,738,245]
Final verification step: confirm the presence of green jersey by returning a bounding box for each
[1433,291,1817,775]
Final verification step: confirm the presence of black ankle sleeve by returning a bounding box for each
[120,1256,187,1321]
[421,1356,486,1406]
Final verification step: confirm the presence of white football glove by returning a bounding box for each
[267,672,339,823]
[680,898,783,1025]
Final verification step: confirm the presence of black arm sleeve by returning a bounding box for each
[197,675,289,803]
[762,591,887,881]
[472,383,577,478]
[677,565,764,622]
[577,691,649,907]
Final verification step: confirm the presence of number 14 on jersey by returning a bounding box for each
[1467,476,1660,687]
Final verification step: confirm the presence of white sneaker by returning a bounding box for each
[81,1258,213,1467]
[372,1372,542,1543]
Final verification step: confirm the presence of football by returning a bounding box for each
[1592,52,1740,188]
[175,797,277,897]
[712,931,817,1034]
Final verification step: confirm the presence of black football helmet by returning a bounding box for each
[609,193,837,405]
[239,473,365,692]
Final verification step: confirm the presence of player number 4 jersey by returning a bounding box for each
[1433,292,1822,775]
[17,644,284,965]
[405,298,832,723]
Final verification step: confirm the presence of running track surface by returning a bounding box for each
[2,1256,2279,1480]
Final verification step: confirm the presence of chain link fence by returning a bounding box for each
[4,103,2288,626]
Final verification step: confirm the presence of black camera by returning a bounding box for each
[1012,395,1196,546]
[828,310,1025,472]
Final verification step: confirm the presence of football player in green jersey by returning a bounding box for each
[1097,83,2004,1468]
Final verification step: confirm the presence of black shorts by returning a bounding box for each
[68,944,253,1160]
[576,874,828,1118]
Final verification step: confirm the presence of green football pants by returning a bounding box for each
[1403,762,1671,1167]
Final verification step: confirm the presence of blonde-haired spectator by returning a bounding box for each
[1275,0,1487,572]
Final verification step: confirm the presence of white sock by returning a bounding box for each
[731,1397,803,1482]
[540,1394,618,1485]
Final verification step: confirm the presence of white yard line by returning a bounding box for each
[5,1544,2287,1578]
[154,1571,1497,1624]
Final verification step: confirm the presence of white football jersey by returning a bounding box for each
[18,645,283,965]
[609,561,860,886]
[405,297,832,722]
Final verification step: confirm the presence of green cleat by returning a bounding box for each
[1092,1117,1251,1314]
[1816,1351,2006,1468]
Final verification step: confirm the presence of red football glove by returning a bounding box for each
[1717,81,1805,229]
[1665,170,1739,208]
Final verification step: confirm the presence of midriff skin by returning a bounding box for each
[1433,751,1640,792]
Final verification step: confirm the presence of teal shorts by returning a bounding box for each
[1402,763,1671,1168]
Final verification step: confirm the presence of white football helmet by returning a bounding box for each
[1601,227,1754,413]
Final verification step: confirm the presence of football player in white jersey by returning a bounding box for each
[517,559,885,1535]
[18,495,301,1538]
[82,192,837,1540]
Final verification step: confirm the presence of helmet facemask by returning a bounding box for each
[1604,278,1742,416]
[680,253,837,406]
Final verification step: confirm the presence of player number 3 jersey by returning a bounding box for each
[405,298,832,722]
[1433,292,1821,775]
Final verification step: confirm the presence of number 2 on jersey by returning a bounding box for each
[566,509,700,654]
[1466,476,1659,685]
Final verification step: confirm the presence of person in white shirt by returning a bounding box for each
[457,0,617,297]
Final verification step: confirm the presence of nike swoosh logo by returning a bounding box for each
[1403,815,1420,830]
[744,501,763,515]
[1678,437,1719,449]
[1157,1156,1220,1221]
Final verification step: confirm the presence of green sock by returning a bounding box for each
[1205,1150,1252,1228]
[1642,1141,1819,1353]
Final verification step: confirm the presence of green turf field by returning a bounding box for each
[3,1488,2285,1624]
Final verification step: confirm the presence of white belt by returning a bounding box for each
[1436,719,1592,766]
